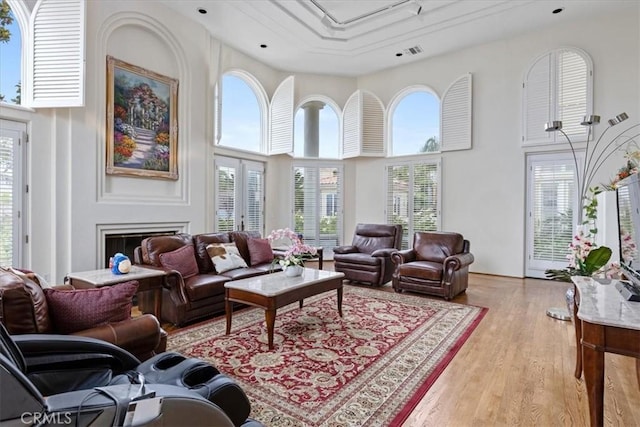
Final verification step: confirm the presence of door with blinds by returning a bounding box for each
[385,160,441,249]
[526,152,581,278]
[292,164,342,257]
[214,156,264,234]
[0,120,26,267]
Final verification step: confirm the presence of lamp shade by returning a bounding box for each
[545,121,563,132]
[608,112,629,126]
[581,115,600,126]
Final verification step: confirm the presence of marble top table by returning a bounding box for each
[571,276,640,426]
[225,269,344,349]
[66,266,166,318]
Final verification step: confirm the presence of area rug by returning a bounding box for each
[168,286,487,426]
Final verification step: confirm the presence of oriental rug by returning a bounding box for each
[167,286,487,427]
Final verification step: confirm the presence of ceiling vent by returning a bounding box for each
[403,45,423,56]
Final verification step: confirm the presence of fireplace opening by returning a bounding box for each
[104,231,177,268]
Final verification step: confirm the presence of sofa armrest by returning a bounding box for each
[390,249,416,265]
[371,248,396,258]
[71,314,164,361]
[333,245,358,254]
[443,253,475,279]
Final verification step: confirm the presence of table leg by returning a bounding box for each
[153,288,162,320]
[337,287,343,317]
[265,309,276,350]
[299,300,304,309]
[583,342,605,427]
[318,249,324,270]
[225,294,233,335]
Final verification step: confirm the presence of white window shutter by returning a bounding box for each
[342,90,385,158]
[441,73,472,151]
[361,91,385,155]
[523,52,553,144]
[342,91,361,158]
[269,76,295,155]
[557,49,591,140]
[28,0,85,108]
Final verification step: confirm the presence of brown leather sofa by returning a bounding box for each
[391,231,474,300]
[134,231,279,327]
[0,268,167,361]
[333,223,403,286]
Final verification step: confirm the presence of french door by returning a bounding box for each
[525,152,581,278]
[214,156,264,233]
[0,119,27,267]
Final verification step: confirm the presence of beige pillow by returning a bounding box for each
[206,243,248,273]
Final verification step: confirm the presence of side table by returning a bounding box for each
[66,266,166,319]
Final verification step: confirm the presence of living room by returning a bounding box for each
[1,0,640,425]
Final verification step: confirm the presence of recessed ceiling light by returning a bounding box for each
[552,7,564,14]
[197,7,207,14]
[396,53,403,57]
[260,44,268,49]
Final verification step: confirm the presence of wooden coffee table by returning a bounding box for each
[225,269,345,350]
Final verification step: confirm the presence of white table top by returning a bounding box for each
[225,268,344,297]
[66,265,165,285]
[572,276,640,330]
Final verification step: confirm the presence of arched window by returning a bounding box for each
[0,2,23,104]
[389,88,440,156]
[293,97,341,158]
[218,71,268,153]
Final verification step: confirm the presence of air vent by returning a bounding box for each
[403,45,423,56]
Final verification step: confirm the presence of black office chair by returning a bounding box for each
[0,323,263,426]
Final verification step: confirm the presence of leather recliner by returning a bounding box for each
[391,231,474,300]
[0,322,263,427]
[333,223,403,286]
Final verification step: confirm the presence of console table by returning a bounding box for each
[66,266,166,319]
[572,276,640,427]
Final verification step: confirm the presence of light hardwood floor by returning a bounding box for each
[157,264,640,426]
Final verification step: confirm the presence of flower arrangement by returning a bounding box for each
[267,228,317,268]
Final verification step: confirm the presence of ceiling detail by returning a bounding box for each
[160,0,635,77]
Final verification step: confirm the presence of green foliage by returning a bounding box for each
[0,0,12,44]
[546,246,612,281]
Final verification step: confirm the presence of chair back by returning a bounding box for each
[139,233,193,266]
[413,231,465,262]
[352,224,403,254]
[0,269,53,334]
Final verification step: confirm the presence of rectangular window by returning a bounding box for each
[293,164,342,257]
[385,160,441,249]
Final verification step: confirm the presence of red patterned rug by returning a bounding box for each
[168,286,487,426]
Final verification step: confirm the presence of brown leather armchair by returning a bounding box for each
[391,231,474,300]
[333,223,403,286]
[0,268,167,361]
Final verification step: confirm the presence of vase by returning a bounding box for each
[284,265,304,277]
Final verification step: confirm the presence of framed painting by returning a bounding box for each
[106,56,179,179]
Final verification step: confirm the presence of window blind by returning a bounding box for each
[245,166,264,233]
[558,50,588,139]
[215,165,236,233]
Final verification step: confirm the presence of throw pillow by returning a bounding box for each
[44,280,139,334]
[159,245,199,279]
[247,238,274,266]
[206,243,248,273]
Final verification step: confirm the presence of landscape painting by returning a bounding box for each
[106,56,178,179]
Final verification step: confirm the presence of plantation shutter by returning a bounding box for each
[441,73,472,151]
[293,166,318,242]
[342,91,385,158]
[558,49,590,140]
[523,53,553,144]
[526,153,580,277]
[269,76,295,154]
[28,0,85,108]
[385,160,440,250]
[244,161,264,234]
[0,120,25,267]
[523,48,592,145]
[342,91,361,158]
[214,161,237,233]
[386,165,410,249]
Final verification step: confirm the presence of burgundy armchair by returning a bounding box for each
[333,223,403,286]
[391,231,474,300]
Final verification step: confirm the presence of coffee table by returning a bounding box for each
[225,268,345,350]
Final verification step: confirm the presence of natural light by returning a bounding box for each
[0,8,21,104]
[219,74,262,152]
[391,91,439,156]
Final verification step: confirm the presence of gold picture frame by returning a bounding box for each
[106,56,178,179]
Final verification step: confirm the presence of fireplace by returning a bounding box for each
[99,222,188,269]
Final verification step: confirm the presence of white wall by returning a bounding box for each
[3,1,638,282]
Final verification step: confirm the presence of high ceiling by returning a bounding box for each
[161,0,635,77]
